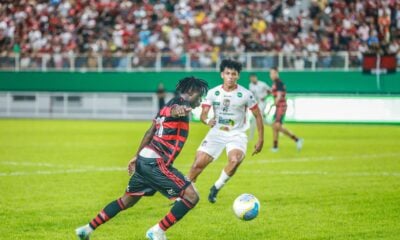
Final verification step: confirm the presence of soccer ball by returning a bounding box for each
[232,193,260,221]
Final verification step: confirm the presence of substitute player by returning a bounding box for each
[187,59,264,203]
[75,77,208,240]
[248,73,271,140]
[270,67,303,152]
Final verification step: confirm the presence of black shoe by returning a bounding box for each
[208,185,219,203]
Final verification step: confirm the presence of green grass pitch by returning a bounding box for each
[0,119,399,239]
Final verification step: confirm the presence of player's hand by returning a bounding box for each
[174,105,192,117]
[127,156,137,176]
[252,139,264,156]
[207,118,216,127]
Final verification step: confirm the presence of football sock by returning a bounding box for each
[215,169,231,190]
[273,140,278,148]
[291,135,299,142]
[158,198,195,231]
[89,198,126,230]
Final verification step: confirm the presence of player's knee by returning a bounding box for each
[228,156,242,167]
[183,186,200,206]
[120,195,139,208]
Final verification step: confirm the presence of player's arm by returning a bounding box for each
[128,122,157,175]
[250,105,264,156]
[170,104,192,118]
[200,105,216,127]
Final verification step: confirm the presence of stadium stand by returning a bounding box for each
[0,0,399,70]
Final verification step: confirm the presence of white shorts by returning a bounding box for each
[197,129,248,160]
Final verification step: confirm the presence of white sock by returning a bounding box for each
[214,170,231,190]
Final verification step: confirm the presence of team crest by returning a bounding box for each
[215,91,220,96]
[237,92,243,97]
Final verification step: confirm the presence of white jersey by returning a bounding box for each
[249,81,271,102]
[202,84,258,133]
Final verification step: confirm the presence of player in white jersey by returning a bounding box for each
[187,59,264,203]
[248,73,271,140]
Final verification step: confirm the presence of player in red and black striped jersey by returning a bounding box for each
[270,67,303,152]
[75,77,208,240]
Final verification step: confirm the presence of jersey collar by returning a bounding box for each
[221,84,238,92]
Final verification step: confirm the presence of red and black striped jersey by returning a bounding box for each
[148,96,190,166]
[272,79,287,107]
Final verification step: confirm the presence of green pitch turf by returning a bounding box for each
[0,119,399,240]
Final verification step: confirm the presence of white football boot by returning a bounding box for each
[296,138,304,151]
[146,224,167,240]
[75,224,92,240]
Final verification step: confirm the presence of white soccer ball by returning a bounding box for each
[233,193,260,221]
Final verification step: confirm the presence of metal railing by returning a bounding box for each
[0,51,398,72]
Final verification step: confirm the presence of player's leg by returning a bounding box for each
[278,125,298,141]
[75,156,155,240]
[187,150,214,182]
[146,161,199,240]
[188,130,225,182]
[272,121,281,152]
[276,107,303,151]
[75,194,142,240]
[279,125,303,151]
[209,133,247,203]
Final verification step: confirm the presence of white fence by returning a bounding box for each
[1,51,393,72]
[0,92,169,120]
[2,91,399,123]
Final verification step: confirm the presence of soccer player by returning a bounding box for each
[75,77,209,240]
[248,73,271,140]
[269,67,303,152]
[187,59,264,203]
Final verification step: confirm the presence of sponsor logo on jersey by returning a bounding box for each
[223,99,230,112]
[218,117,234,126]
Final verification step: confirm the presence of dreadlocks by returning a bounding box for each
[176,76,209,96]
[219,59,242,73]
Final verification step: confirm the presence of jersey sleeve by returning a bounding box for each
[201,89,213,107]
[247,91,258,110]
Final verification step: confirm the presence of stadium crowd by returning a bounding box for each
[0,0,399,69]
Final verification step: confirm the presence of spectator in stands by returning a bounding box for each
[0,0,399,70]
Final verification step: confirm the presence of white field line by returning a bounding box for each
[0,167,126,177]
[247,152,400,164]
[0,152,399,177]
[0,168,399,177]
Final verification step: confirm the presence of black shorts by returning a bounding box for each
[126,156,191,199]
